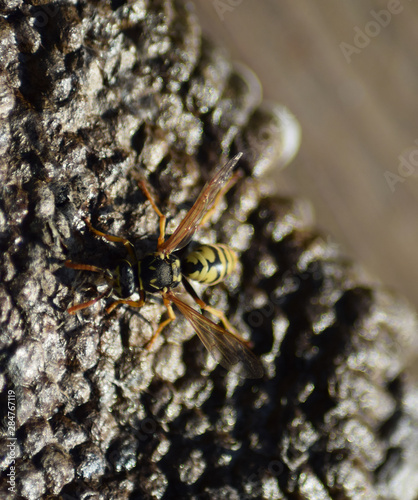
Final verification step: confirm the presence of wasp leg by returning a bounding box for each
[106,290,146,314]
[200,170,242,226]
[138,180,167,249]
[145,294,176,351]
[84,219,136,260]
[182,277,243,338]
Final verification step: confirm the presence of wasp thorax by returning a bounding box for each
[139,253,181,293]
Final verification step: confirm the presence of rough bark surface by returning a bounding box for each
[0,1,417,499]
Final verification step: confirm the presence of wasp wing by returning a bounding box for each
[169,292,263,379]
[159,153,243,254]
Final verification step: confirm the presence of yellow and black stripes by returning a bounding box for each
[183,244,237,286]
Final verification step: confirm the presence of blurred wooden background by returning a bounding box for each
[193,0,418,310]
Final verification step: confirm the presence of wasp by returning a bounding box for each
[65,153,263,379]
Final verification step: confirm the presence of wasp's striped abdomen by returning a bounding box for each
[183,244,237,286]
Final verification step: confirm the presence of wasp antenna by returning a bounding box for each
[67,289,109,314]
[65,260,107,274]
